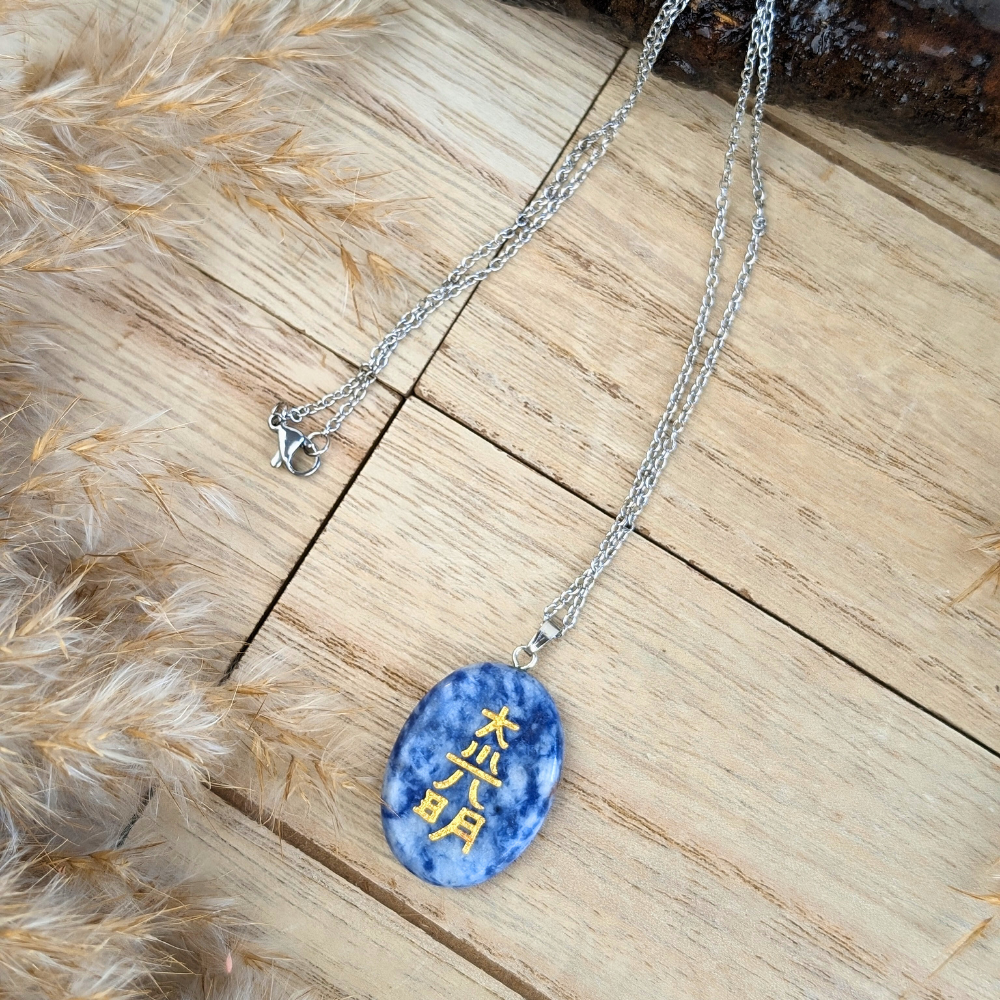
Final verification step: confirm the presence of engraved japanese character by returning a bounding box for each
[416,704,520,856]
[428,806,485,854]
[413,789,448,824]
[475,705,520,749]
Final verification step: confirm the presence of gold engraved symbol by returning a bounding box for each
[415,704,519,856]
[413,789,448,824]
[475,705,520,749]
[428,807,486,854]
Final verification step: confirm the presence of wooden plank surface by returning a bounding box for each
[767,104,1000,255]
[126,786,520,1000]
[37,253,398,635]
[28,0,620,639]
[44,4,1000,996]
[182,0,624,393]
[417,59,1000,750]
[224,399,1000,1000]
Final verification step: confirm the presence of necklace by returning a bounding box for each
[269,0,776,887]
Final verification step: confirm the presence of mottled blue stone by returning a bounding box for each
[381,662,563,887]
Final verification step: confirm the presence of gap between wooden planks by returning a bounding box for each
[764,105,1000,260]
[35,0,1000,994]
[223,398,1000,1000]
[417,53,1000,754]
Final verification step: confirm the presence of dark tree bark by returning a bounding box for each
[508,0,1000,171]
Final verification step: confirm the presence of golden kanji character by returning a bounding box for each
[475,705,520,749]
[428,807,485,854]
[432,769,463,790]
[468,778,484,810]
[413,789,448,824]
[444,752,501,786]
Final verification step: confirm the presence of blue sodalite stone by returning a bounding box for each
[381,662,563,887]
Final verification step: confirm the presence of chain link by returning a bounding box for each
[526,0,777,661]
[268,0,778,666]
[269,0,692,448]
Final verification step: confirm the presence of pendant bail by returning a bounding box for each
[511,618,562,671]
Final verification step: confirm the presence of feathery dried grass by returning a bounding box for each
[1,837,309,999]
[0,0,399,297]
[952,526,1000,605]
[0,339,362,829]
[0,327,358,996]
[0,3,388,994]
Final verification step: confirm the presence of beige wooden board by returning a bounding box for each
[126,786,520,999]
[36,252,397,634]
[767,104,1000,254]
[225,399,1000,1000]
[417,58,1000,751]
[180,0,623,394]
[25,0,619,640]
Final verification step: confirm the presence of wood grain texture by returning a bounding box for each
[21,0,621,640]
[180,0,623,393]
[126,786,520,999]
[416,58,1000,750]
[43,5,1000,995]
[36,253,397,635]
[766,104,1000,254]
[225,399,1000,1000]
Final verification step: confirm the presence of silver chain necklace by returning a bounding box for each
[271,0,777,886]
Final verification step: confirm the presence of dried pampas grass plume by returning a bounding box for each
[0,328,359,996]
[0,2,389,994]
[0,0,398,295]
[0,348,364,836]
[1,838,307,999]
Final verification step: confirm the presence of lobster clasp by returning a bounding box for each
[269,414,321,477]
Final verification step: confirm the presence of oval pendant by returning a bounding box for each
[381,661,563,887]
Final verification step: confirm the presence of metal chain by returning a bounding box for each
[267,0,693,474]
[513,0,776,670]
[267,0,778,670]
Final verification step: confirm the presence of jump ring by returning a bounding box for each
[306,431,331,456]
[511,645,537,671]
[268,403,286,430]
